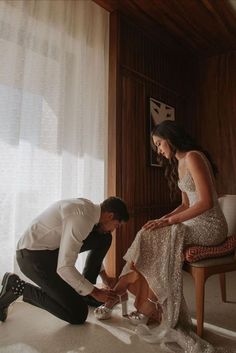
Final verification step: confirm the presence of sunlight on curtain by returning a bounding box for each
[0,0,109,279]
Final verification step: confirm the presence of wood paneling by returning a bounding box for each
[93,0,236,55]
[93,1,236,277]
[106,13,197,277]
[105,12,121,276]
[195,51,236,195]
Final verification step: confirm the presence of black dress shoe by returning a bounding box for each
[0,307,8,322]
[0,272,25,322]
[83,295,103,307]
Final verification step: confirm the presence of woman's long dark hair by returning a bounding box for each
[151,120,218,198]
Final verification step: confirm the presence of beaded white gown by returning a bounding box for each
[120,154,230,353]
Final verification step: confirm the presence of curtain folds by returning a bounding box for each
[0,0,109,278]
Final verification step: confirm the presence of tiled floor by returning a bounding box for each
[0,272,236,353]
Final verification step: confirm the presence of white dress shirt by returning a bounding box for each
[17,198,101,296]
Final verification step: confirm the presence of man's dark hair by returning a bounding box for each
[101,197,129,222]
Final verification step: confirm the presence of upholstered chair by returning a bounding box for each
[183,194,236,337]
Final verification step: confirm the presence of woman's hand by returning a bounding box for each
[142,218,170,230]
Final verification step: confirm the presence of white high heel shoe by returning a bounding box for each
[94,292,128,320]
[128,311,149,325]
[128,298,162,325]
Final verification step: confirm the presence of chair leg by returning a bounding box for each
[219,273,226,302]
[193,269,205,337]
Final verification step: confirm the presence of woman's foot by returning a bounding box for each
[94,292,128,320]
[128,298,162,325]
[128,310,149,325]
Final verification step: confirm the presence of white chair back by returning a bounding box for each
[218,194,236,236]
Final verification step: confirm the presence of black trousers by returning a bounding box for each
[16,229,112,324]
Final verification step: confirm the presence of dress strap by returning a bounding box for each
[185,150,217,197]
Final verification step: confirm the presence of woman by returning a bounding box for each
[95,120,228,352]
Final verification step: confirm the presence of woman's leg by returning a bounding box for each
[103,263,162,322]
[101,270,139,308]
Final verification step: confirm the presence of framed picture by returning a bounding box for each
[149,97,175,167]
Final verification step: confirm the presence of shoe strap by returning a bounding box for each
[117,292,127,302]
[147,297,159,310]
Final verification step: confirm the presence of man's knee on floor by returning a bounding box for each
[67,306,88,325]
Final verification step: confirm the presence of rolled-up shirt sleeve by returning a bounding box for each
[57,213,95,296]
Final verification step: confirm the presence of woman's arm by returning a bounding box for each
[167,151,214,225]
[143,192,189,230]
[143,152,214,230]
[161,192,189,219]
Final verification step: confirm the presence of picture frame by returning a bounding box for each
[149,97,175,167]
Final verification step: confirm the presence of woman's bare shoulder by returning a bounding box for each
[185,151,207,170]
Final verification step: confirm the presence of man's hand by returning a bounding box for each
[90,287,117,303]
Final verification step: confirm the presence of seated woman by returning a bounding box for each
[95,120,228,352]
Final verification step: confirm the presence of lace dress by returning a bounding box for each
[120,155,229,353]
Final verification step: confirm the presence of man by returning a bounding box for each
[0,196,129,324]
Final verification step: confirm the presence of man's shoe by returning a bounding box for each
[0,272,25,322]
[0,307,8,322]
[83,295,103,307]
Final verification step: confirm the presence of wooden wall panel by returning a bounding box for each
[98,4,236,278]
[93,0,236,56]
[106,13,197,277]
[120,18,192,97]
[195,52,236,195]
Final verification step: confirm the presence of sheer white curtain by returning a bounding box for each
[0,0,109,279]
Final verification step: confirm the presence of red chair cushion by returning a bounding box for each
[184,235,236,263]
